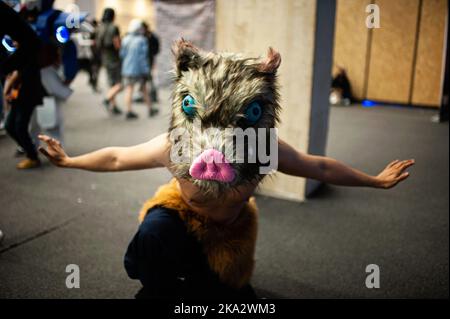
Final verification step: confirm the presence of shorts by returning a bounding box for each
[106,65,122,87]
[123,75,148,86]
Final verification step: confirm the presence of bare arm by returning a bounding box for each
[38,133,170,172]
[278,139,414,189]
[113,35,121,51]
[3,70,19,95]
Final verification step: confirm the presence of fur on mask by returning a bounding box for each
[168,39,282,199]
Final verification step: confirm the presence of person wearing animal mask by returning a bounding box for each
[38,39,415,298]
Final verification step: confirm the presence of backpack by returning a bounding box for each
[98,23,117,50]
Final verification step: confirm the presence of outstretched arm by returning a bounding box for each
[38,133,170,172]
[278,139,414,189]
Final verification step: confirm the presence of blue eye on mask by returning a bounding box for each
[245,101,262,124]
[182,95,196,116]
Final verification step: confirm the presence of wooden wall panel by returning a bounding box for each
[412,0,448,107]
[216,0,317,201]
[366,0,420,104]
[333,0,371,100]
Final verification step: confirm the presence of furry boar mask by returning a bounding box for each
[168,39,281,198]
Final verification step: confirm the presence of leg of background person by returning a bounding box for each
[125,82,134,113]
[14,101,39,161]
[4,105,25,155]
[77,58,88,79]
[141,80,151,110]
[107,83,122,106]
[45,101,64,145]
[29,108,40,147]
[91,60,99,92]
[149,74,158,103]
[86,60,97,92]
[6,100,39,168]
[79,58,98,93]
[124,81,138,119]
[104,66,123,113]
[142,80,158,117]
[4,101,20,143]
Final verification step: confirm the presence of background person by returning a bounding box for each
[72,21,98,93]
[38,46,73,145]
[1,2,45,169]
[96,7,122,115]
[90,19,101,93]
[120,19,157,119]
[142,22,159,103]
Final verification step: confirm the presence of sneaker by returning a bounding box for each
[126,111,139,120]
[150,88,158,103]
[92,87,101,94]
[14,147,26,157]
[102,99,110,112]
[112,106,123,115]
[16,158,41,169]
[149,109,159,117]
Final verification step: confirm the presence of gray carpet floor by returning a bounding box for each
[0,74,448,298]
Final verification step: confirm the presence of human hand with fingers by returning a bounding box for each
[38,134,70,167]
[278,139,415,189]
[37,133,169,172]
[374,159,415,189]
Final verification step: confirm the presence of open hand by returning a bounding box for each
[38,134,69,167]
[375,159,415,189]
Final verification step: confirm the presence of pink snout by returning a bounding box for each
[189,149,235,183]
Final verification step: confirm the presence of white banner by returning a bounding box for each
[154,0,216,87]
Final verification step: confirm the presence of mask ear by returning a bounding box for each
[258,47,281,74]
[172,38,203,76]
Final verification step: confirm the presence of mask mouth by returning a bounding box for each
[189,149,235,183]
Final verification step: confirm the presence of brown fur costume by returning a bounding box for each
[139,179,258,289]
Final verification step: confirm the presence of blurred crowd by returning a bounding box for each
[0,1,160,171]
[0,1,162,244]
[96,7,160,119]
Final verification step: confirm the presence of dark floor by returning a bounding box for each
[0,75,448,298]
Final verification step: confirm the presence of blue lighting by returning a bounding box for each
[55,26,70,43]
[2,36,16,52]
[362,99,376,107]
